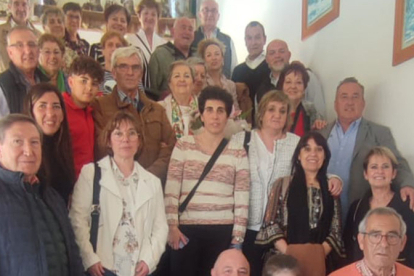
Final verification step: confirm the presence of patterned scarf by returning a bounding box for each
[171,95,198,139]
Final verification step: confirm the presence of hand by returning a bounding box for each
[322,242,332,256]
[168,226,188,250]
[312,119,327,130]
[135,261,149,276]
[400,186,414,210]
[274,239,288,254]
[328,176,343,197]
[87,262,105,276]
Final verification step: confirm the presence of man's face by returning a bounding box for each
[64,10,81,34]
[172,18,194,49]
[112,55,143,92]
[334,82,365,125]
[245,25,266,59]
[8,0,29,25]
[68,74,100,108]
[0,122,41,177]
[199,0,219,29]
[211,249,250,276]
[7,29,39,72]
[266,40,291,73]
[358,214,407,271]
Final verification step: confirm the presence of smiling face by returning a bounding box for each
[109,120,140,161]
[298,138,325,174]
[32,92,64,136]
[169,64,194,98]
[245,25,266,59]
[112,55,143,93]
[261,101,288,133]
[364,154,397,190]
[39,41,63,75]
[7,29,39,73]
[282,72,305,104]
[201,99,228,135]
[0,122,41,177]
[106,10,128,36]
[138,7,158,33]
[43,13,65,38]
[102,36,124,64]
[211,249,249,276]
[335,82,365,126]
[204,44,223,72]
[68,74,100,108]
[172,18,194,50]
[64,10,81,35]
[266,40,291,74]
[9,0,30,25]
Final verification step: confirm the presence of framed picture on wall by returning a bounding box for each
[393,0,414,66]
[302,0,340,40]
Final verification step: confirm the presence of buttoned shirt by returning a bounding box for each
[327,118,362,219]
[117,89,140,109]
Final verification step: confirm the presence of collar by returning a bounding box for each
[63,92,93,112]
[117,88,140,109]
[200,26,218,39]
[64,29,81,42]
[270,72,279,87]
[110,157,139,181]
[335,117,362,133]
[245,51,266,69]
[111,85,152,112]
[8,62,48,86]
[356,260,396,276]
[9,16,30,29]
[167,41,193,59]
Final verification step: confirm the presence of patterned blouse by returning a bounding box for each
[110,158,140,276]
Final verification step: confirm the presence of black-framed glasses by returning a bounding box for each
[361,232,401,245]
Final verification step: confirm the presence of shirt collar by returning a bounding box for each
[335,117,362,134]
[110,157,139,180]
[245,51,266,69]
[117,89,140,109]
[270,72,279,87]
[10,17,30,29]
[356,259,396,276]
[201,26,218,39]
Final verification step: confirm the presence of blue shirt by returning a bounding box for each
[117,89,140,109]
[327,118,362,220]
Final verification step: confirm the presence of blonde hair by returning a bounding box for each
[256,90,291,132]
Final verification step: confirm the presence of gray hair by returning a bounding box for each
[199,0,218,11]
[0,114,42,144]
[9,0,30,5]
[6,25,37,46]
[336,77,365,98]
[186,57,205,67]
[358,207,407,237]
[167,60,195,83]
[41,7,65,28]
[173,16,193,29]
[110,46,143,70]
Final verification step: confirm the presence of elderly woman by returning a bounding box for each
[187,57,207,96]
[38,34,69,92]
[164,86,249,276]
[100,31,129,94]
[23,83,75,204]
[344,146,414,268]
[197,38,240,112]
[158,61,197,138]
[90,4,131,67]
[41,7,78,73]
[126,0,166,88]
[276,62,325,136]
[69,111,168,276]
[256,131,344,275]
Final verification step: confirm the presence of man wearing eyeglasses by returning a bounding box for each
[330,207,414,275]
[0,26,49,118]
[192,0,237,79]
[0,0,42,73]
[62,2,90,56]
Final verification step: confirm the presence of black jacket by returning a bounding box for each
[0,166,84,275]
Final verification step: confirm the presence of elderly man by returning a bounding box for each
[320,77,414,218]
[149,17,195,96]
[211,249,250,276]
[0,26,49,117]
[93,46,175,183]
[0,114,84,275]
[0,0,41,73]
[192,0,237,79]
[62,2,90,56]
[330,207,414,275]
[256,39,326,117]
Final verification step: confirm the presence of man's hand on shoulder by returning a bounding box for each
[401,186,414,210]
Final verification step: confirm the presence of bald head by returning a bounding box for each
[172,17,194,51]
[266,39,291,74]
[211,249,250,276]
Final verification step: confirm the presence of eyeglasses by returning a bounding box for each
[361,232,401,245]
[111,130,139,141]
[41,50,62,56]
[115,64,142,73]
[201,8,218,15]
[9,42,38,50]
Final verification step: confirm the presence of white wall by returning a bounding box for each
[216,0,414,169]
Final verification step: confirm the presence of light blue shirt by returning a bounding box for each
[117,89,140,109]
[327,118,362,220]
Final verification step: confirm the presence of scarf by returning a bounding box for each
[39,66,66,92]
[171,95,198,139]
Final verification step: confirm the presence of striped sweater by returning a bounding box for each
[164,135,250,239]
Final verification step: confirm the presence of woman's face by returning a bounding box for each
[283,72,305,104]
[193,64,206,94]
[102,36,124,64]
[32,92,64,136]
[110,120,140,160]
[201,99,228,135]
[106,10,128,36]
[298,138,325,173]
[39,41,64,75]
[364,154,397,189]
[261,101,288,132]
[139,7,158,33]
[44,13,65,38]
[204,44,223,72]
[169,64,193,97]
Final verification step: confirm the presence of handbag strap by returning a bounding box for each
[90,162,101,252]
[243,131,251,153]
[178,138,229,215]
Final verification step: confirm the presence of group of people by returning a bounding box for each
[0,0,413,276]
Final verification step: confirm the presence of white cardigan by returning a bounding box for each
[69,156,168,274]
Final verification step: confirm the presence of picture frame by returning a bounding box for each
[302,0,340,40]
[393,0,414,66]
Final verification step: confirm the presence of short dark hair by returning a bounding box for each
[198,86,233,117]
[245,21,265,37]
[262,254,300,276]
[41,7,65,27]
[276,61,310,90]
[104,4,131,25]
[136,0,161,17]
[38,33,65,54]
[336,77,365,97]
[62,2,82,14]
[68,56,104,83]
[0,114,42,144]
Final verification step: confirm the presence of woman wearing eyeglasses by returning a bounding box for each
[343,146,414,268]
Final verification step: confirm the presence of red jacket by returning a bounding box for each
[63,92,95,178]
